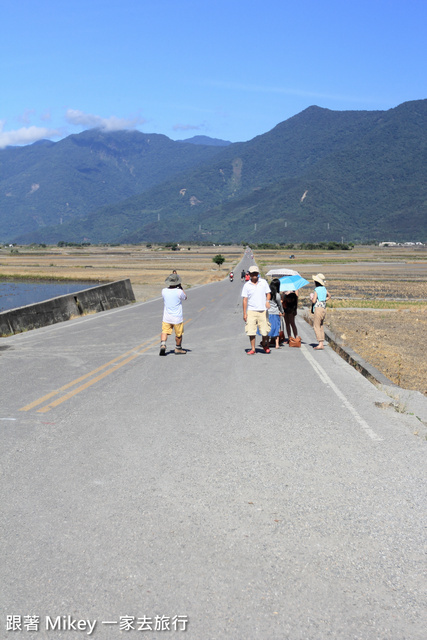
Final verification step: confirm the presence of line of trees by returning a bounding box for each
[245,241,354,250]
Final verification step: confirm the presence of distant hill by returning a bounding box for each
[5,100,427,244]
[0,129,223,240]
[180,136,232,146]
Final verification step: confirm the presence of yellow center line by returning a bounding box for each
[198,307,206,312]
[19,336,160,412]
[37,340,159,413]
[20,318,193,414]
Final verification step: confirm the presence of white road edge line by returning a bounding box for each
[301,345,383,442]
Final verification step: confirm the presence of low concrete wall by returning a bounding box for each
[0,279,136,337]
[302,307,395,388]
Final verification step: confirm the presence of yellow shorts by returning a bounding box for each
[162,321,184,337]
[245,310,270,336]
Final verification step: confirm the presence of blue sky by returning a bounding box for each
[1,0,426,148]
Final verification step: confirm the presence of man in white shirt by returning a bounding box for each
[160,273,187,355]
[241,265,271,354]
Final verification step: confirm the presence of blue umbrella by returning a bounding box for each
[279,274,309,292]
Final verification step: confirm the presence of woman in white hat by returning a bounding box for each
[311,273,331,350]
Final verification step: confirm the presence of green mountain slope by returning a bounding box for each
[180,136,232,146]
[0,130,223,240]
[9,100,427,244]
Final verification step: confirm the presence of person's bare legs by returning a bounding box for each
[261,334,270,351]
[174,328,186,354]
[159,331,168,355]
[314,341,324,350]
[160,327,185,354]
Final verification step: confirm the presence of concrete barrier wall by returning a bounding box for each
[0,279,136,337]
[302,307,395,388]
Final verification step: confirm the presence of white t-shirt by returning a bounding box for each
[162,287,187,323]
[241,278,270,311]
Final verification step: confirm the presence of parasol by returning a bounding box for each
[266,268,299,277]
[279,274,309,292]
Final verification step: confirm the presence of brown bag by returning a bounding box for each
[289,336,301,348]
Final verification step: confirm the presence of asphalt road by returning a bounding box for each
[1,251,426,639]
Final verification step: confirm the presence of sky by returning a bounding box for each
[1,0,426,148]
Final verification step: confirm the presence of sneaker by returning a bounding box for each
[159,345,166,356]
[175,347,186,354]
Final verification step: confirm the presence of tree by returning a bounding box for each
[212,254,225,269]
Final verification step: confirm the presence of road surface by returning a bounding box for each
[1,252,426,639]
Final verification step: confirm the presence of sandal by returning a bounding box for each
[247,349,256,355]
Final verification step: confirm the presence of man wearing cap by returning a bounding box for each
[241,265,271,354]
[159,273,187,356]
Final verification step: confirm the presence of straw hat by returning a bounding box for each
[312,273,326,286]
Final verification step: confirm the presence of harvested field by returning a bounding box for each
[325,307,427,395]
[1,243,426,395]
[325,279,427,300]
[0,245,242,296]
[260,245,427,396]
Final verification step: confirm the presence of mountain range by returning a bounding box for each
[1,99,426,244]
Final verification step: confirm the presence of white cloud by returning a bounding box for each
[0,122,62,149]
[0,107,147,148]
[65,109,146,131]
